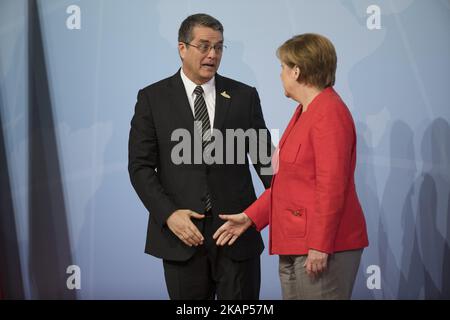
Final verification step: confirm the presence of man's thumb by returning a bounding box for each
[190,211,205,219]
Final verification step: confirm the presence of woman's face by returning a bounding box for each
[280,61,298,99]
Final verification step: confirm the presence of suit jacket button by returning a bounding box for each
[293,210,300,216]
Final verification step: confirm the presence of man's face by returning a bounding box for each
[179,26,223,84]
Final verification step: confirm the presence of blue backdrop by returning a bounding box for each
[0,0,449,299]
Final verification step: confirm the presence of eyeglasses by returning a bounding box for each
[183,42,226,54]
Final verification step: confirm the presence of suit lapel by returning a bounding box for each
[213,74,231,131]
[169,70,196,134]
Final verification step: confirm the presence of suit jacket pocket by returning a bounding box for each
[281,207,307,238]
[280,143,301,163]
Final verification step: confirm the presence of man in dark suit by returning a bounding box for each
[128,13,273,299]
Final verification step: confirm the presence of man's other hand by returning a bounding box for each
[166,209,205,247]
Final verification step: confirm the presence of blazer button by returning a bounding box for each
[293,210,300,216]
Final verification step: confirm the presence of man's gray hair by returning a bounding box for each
[178,13,224,43]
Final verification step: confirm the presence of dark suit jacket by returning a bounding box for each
[128,70,273,261]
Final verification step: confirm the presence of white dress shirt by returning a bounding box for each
[180,68,216,133]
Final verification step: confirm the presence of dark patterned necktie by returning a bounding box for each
[193,85,212,211]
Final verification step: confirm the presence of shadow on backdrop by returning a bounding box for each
[27,0,76,299]
[416,118,450,299]
[393,120,425,299]
[352,122,379,299]
[375,123,399,300]
[0,88,25,299]
[384,121,425,299]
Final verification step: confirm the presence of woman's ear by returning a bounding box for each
[293,66,300,81]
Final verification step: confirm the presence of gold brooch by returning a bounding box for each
[220,91,231,99]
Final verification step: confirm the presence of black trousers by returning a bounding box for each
[162,212,261,300]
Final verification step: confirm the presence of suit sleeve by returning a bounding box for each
[244,188,271,231]
[249,88,274,188]
[128,89,179,228]
[308,106,354,253]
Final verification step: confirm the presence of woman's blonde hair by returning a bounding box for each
[277,33,337,89]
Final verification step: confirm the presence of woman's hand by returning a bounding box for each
[213,212,253,246]
[304,249,329,278]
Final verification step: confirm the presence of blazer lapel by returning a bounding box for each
[279,97,321,149]
[213,74,231,131]
[279,106,302,149]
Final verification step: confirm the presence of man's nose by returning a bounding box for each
[206,47,218,58]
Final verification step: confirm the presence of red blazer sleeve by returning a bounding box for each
[308,105,355,253]
[245,188,271,231]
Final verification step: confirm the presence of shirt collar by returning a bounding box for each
[180,67,215,97]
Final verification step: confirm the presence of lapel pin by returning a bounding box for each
[220,91,231,99]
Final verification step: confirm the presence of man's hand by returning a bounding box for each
[303,249,329,278]
[166,209,205,247]
[213,212,253,246]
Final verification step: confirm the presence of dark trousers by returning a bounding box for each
[162,212,261,300]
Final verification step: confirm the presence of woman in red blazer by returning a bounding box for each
[213,33,369,299]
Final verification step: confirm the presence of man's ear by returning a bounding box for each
[178,42,186,60]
